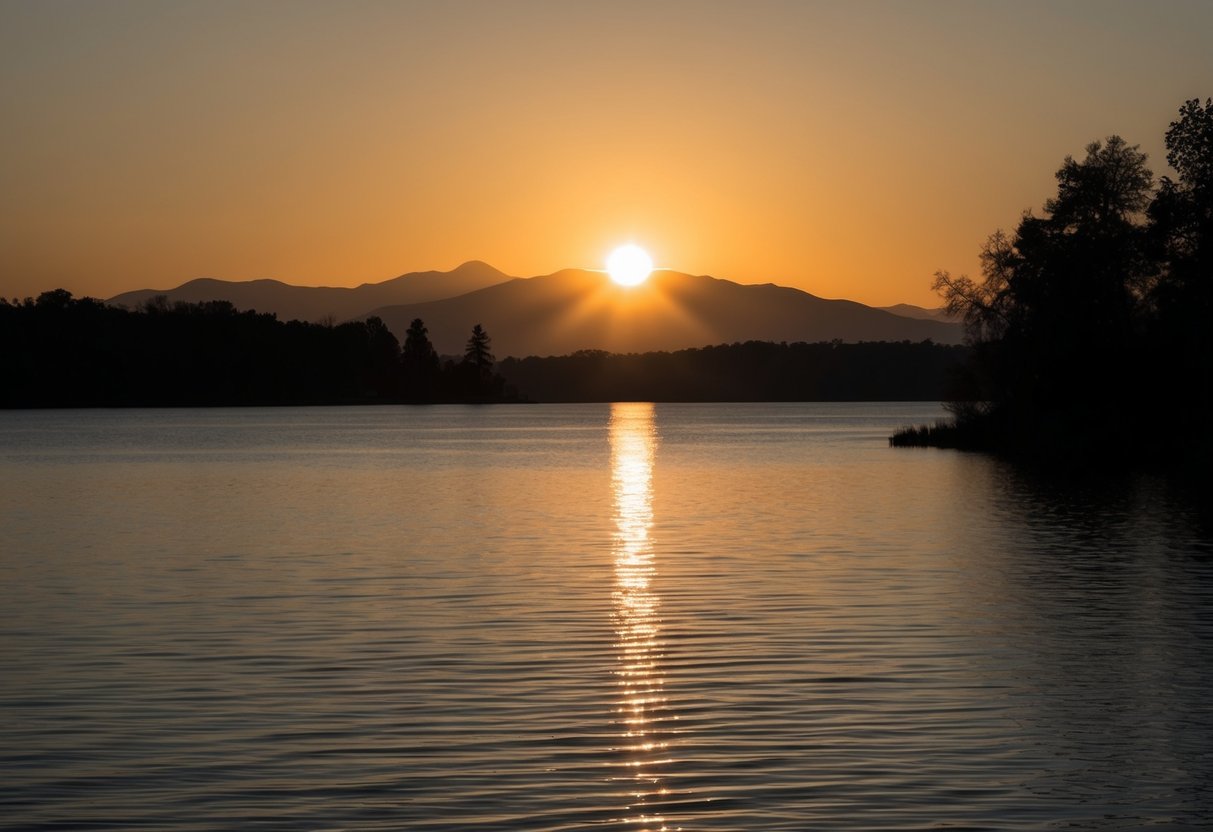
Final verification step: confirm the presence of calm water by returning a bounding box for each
[1,403,1211,831]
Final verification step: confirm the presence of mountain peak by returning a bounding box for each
[451,259,506,276]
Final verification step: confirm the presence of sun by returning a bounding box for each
[606,244,653,287]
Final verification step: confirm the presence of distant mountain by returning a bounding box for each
[366,269,964,357]
[106,260,509,323]
[879,303,957,322]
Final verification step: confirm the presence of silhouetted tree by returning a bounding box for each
[401,317,440,401]
[904,102,1213,469]
[361,316,403,399]
[453,323,505,402]
[464,323,495,375]
[933,135,1156,454]
[1146,98,1213,442]
[1162,98,1213,196]
[403,318,438,364]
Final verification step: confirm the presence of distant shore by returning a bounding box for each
[3,290,968,408]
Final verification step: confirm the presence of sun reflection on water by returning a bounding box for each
[609,402,680,832]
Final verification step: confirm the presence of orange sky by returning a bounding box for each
[2,1,1210,308]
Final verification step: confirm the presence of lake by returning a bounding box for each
[1,403,1210,830]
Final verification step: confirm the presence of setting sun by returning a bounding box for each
[606,245,654,287]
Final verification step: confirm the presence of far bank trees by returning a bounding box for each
[2,292,968,407]
[0,299,520,406]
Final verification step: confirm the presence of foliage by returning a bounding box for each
[0,296,515,406]
[1163,98,1213,195]
[463,324,495,374]
[912,101,1212,464]
[449,323,506,402]
[1145,98,1213,442]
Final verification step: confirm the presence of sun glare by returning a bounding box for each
[606,245,654,287]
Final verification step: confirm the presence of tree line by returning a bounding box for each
[1,291,967,406]
[497,341,967,402]
[0,294,514,406]
[892,98,1212,467]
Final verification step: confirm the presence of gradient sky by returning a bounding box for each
[2,0,1210,307]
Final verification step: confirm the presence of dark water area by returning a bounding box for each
[1,404,1210,830]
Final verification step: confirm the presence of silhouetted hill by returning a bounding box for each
[879,303,956,322]
[366,269,964,357]
[106,260,509,323]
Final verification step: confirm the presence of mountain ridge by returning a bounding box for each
[364,268,963,356]
[878,302,956,322]
[105,262,963,356]
[106,260,509,323]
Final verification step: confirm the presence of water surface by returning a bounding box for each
[1,403,1210,830]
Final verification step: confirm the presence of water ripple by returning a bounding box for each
[1,404,1211,830]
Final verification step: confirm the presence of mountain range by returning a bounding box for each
[107,260,509,325]
[108,262,962,356]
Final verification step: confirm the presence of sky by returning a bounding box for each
[1,0,1210,308]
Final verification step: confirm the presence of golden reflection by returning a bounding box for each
[609,402,680,831]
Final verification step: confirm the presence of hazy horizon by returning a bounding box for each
[3,1,1210,307]
[102,260,954,308]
